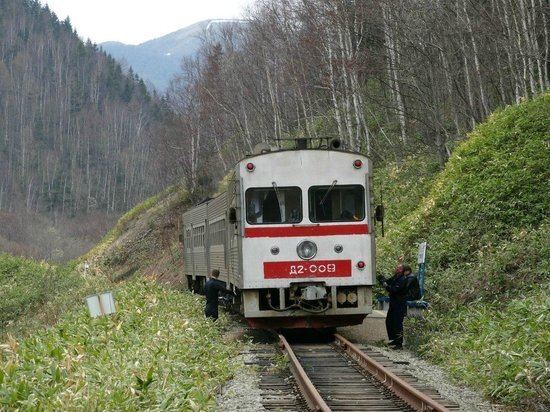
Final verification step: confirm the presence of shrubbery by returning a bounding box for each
[0,255,84,335]
[0,279,238,410]
[425,287,549,405]
[376,93,550,408]
[1,184,237,410]
[378,93,549,289]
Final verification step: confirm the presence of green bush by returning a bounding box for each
[424,287,550,406]
[428,220,548,308]
[376,93,550,407]
[0,279,239,410]
[378,93,550,296]
[0,255,83,333]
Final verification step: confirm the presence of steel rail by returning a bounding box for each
[334,333,450,412]
[278,334,331,412]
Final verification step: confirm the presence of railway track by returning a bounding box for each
[273,333,459,412]
[250,344,308,411]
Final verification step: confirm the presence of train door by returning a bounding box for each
[205,217,211,276]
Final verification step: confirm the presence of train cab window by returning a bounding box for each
[308,185,365,222]
[246,187,302,224]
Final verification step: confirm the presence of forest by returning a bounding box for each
[0,1,548,409]
[0,0,169,258]
[162,0,548,194]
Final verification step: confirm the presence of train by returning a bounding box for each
[182,138,380,329]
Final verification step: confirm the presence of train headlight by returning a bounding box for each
[296,240,317,260]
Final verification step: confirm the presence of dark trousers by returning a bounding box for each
[386,301,407,345]
[205,304,219,321]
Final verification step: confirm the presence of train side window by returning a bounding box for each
[245,187,302,224]
[185,228,192,250]
[193,225,205,247]
[308,185,365,222]
[209,219,226,245]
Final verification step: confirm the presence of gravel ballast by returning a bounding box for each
[372,345,498,412]
[216,351,266,412]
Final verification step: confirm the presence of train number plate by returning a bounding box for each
[263,260,352,279]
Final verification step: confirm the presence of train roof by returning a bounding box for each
[240,147,369,163]
[238,138,369,163]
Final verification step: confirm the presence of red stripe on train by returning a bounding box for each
[245,224,368,238]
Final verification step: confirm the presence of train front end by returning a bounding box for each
[239,149,375,329]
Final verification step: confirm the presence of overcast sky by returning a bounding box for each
[41,0,253,45]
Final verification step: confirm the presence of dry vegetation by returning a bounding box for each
[0,210,118,262]
[84,186,190,288]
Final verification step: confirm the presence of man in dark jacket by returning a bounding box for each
[204,269,234,320]
[378,265,408,349]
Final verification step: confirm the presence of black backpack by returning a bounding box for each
[406,275,422,301]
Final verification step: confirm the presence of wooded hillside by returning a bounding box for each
[377,93,549,408]
[0,0,169,258]
[0,0,164,215]
[1,0,547,259]
[162,0,548,193]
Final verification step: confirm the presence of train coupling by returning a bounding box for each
[301,285,327,301]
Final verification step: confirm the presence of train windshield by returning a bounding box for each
[309,185,365,222]
[246,187,302,224]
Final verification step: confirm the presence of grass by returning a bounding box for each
[269,352,289,373]
[0,278,239,410]
[0,254,106,338]
[373,155,441,227]
[1,183,240,410]
[378,93,549,283]
[423,287,550,405]
[375,93,550,408]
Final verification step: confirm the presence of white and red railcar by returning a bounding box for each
[182,142,376,328]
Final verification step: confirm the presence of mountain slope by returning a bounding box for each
[377,93,549,303]
[102,20,242,91]
[0,0,166,260]
[85,185,188,286]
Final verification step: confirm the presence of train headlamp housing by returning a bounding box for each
[296,240,317,260]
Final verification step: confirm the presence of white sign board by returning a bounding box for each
[417,242,427,264]
[86,291,116,318]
